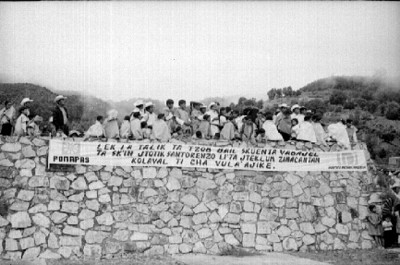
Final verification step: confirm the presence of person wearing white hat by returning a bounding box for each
[142,102,156,128]
[290,104,304,124]
[206,102,220,137]
[130,108,143,140]
[14,106,30,136]
[134,100,145,116]
[20,98,33,107]
[104,109,120,139]
[52,95,69,136]
[19,98,33,118]
[274,103,289,126]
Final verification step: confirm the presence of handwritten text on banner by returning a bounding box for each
[48,140,368,172]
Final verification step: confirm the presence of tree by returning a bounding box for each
[275,89,282,99]
[267,89,276,100]
[329,90,347,105]
[343,100,356,110]
[304,99,327,114]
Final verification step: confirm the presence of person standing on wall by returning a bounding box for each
[52,95,69,136]
[0,100,16,135]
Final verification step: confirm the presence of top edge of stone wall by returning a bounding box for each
[0,136,369,153]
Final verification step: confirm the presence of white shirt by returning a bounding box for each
[142,112,157,127]
[297,121,317,143]
[86,121,105,137]
[291,113,304,124]
[262,120,283,141]
[119,120,131,139]
[14,113,29,136]
[130,118,143,140]
[328,122,350,149]
[206,110,220,136]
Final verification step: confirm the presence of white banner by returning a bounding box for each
[48,140,368,172]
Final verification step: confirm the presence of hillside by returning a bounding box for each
[267,76,400,165]
[2,77,399,165]
[0,83,111,131]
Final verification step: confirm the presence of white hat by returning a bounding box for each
[33,115,43,122]
[291,104,300,112]
[107,109,118,120]
[20,98,33,106]
[134,100,144,107]
[132,108,141,113]
[145,102,154,108]
[54,95,67,103]
[279,103,288,108]
[209,102,217,109]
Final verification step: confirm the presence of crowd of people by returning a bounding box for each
[368,173,400,249]
[0,95,359,148]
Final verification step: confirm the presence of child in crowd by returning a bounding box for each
[142,102,156,129]
[192,130,203,140]
[346,119,358,145]
[130,108,143,140]
[141,121,151,139]
[119,115,131,139]
[85,116,105,138]
[174,126,186,140]
[27,115,42,137]
[198,114,211,140]
[383,215,394,248]
[367,205,384,248]
[240,116,256,144]
[14,106,30,136]
[290,118,299,140]
[255,128,266,143]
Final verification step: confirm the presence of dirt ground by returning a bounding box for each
[290,248,400,265]
[2,249,400,265]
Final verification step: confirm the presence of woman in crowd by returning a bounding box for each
[14,106,30,136]
[206,102,220,138]
[241,116,256,144]
[85,116,105,138]
[119,115,132,139]
[290,118,299,140]
[262,112,283,141]
[151,113,171,142]
[276,108,292,141]
[296,114,317,143]
[312,114,328,145]
[130,108,143,140]
[220,116,235,141]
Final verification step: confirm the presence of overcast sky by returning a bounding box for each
[1,1,399,102]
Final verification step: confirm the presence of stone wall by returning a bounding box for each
[0,136,376,260]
